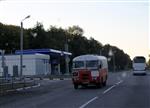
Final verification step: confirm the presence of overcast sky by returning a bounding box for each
[0,0,149,60]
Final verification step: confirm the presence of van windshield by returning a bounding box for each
[86,60,98,68]
[73,61,84,68]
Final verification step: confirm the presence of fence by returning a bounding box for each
[0,77,36,95]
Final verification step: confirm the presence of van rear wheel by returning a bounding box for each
[74,84,78,89]
[102,76,107,87]
[102,80,106,86]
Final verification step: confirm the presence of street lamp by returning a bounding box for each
[20,15,30,77]
[109,49,116,72]
[65,38,70,75]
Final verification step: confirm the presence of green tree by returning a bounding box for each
[26,22,48,49]
[0,23,20,53]
[68,25,84,36]
[0,22,131,71]
[87,37,103,54]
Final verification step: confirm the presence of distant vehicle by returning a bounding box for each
[132,56,146,75]
[72,55,108,89]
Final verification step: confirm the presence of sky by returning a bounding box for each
[0,0,149,60]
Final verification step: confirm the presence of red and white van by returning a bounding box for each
[72,55,108,89]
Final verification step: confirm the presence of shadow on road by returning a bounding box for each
[76,84,113,90]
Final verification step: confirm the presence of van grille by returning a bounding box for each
[81,73,89,80]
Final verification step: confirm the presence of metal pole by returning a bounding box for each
[20,15,30,77]
[1,50,5,77]
[65,43,69,74]
[113,53,115,72]
[100,48,103,56]
[100,50,102,55]
[20,22,23,77]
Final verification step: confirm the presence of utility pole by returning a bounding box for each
[20,15,30,77]
[0,50,5,77]
[113,53,115,72]
[65,42,69,74]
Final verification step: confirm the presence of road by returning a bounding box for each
[0,70,150,108]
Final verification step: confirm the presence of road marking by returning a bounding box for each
[79,96,98,108]
[103,80,123,94]
[116,80,123,85]
[79,80,123,108]
[103,85,116,94]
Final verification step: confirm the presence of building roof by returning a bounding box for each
[0,53,50,60]
[15,49,72,56]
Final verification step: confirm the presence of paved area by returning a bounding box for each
[1,71,150,108]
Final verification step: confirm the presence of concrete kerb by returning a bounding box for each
[42,77,72,81]
[0,83,40,95]
[32,75,72,81]
[0,77,40,95]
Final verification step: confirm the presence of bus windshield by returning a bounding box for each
[133,57,145,63]
[73,61,84,68]
[86,60,98,68]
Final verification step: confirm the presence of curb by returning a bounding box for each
[40,78,71,81]
[16,83,41,91]
[4,83,41,92]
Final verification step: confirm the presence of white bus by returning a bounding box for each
[132,56,146,75]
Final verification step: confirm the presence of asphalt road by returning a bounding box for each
[0,70,150,108]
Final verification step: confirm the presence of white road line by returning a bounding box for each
[103,85,116,94]
[116,80,123,85]
[79,96,98,108]
[79,80,123,108]
[103,80,123,94]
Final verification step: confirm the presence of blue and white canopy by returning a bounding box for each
[15,48,72,56]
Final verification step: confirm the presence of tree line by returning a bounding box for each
[0,22,132,71]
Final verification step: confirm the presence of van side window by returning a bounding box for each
[99,64,102,69]
[99,61,103,69]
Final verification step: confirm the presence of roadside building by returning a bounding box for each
[15,48,72,75]
[0,53,50,77]
[0,48,72,77]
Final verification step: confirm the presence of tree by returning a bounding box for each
[0,22,132,71]
[67,25,84,36]
[87,37,103,54]
[0,23,20,53]
[26,22,48,49]
[47,26,67,50]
